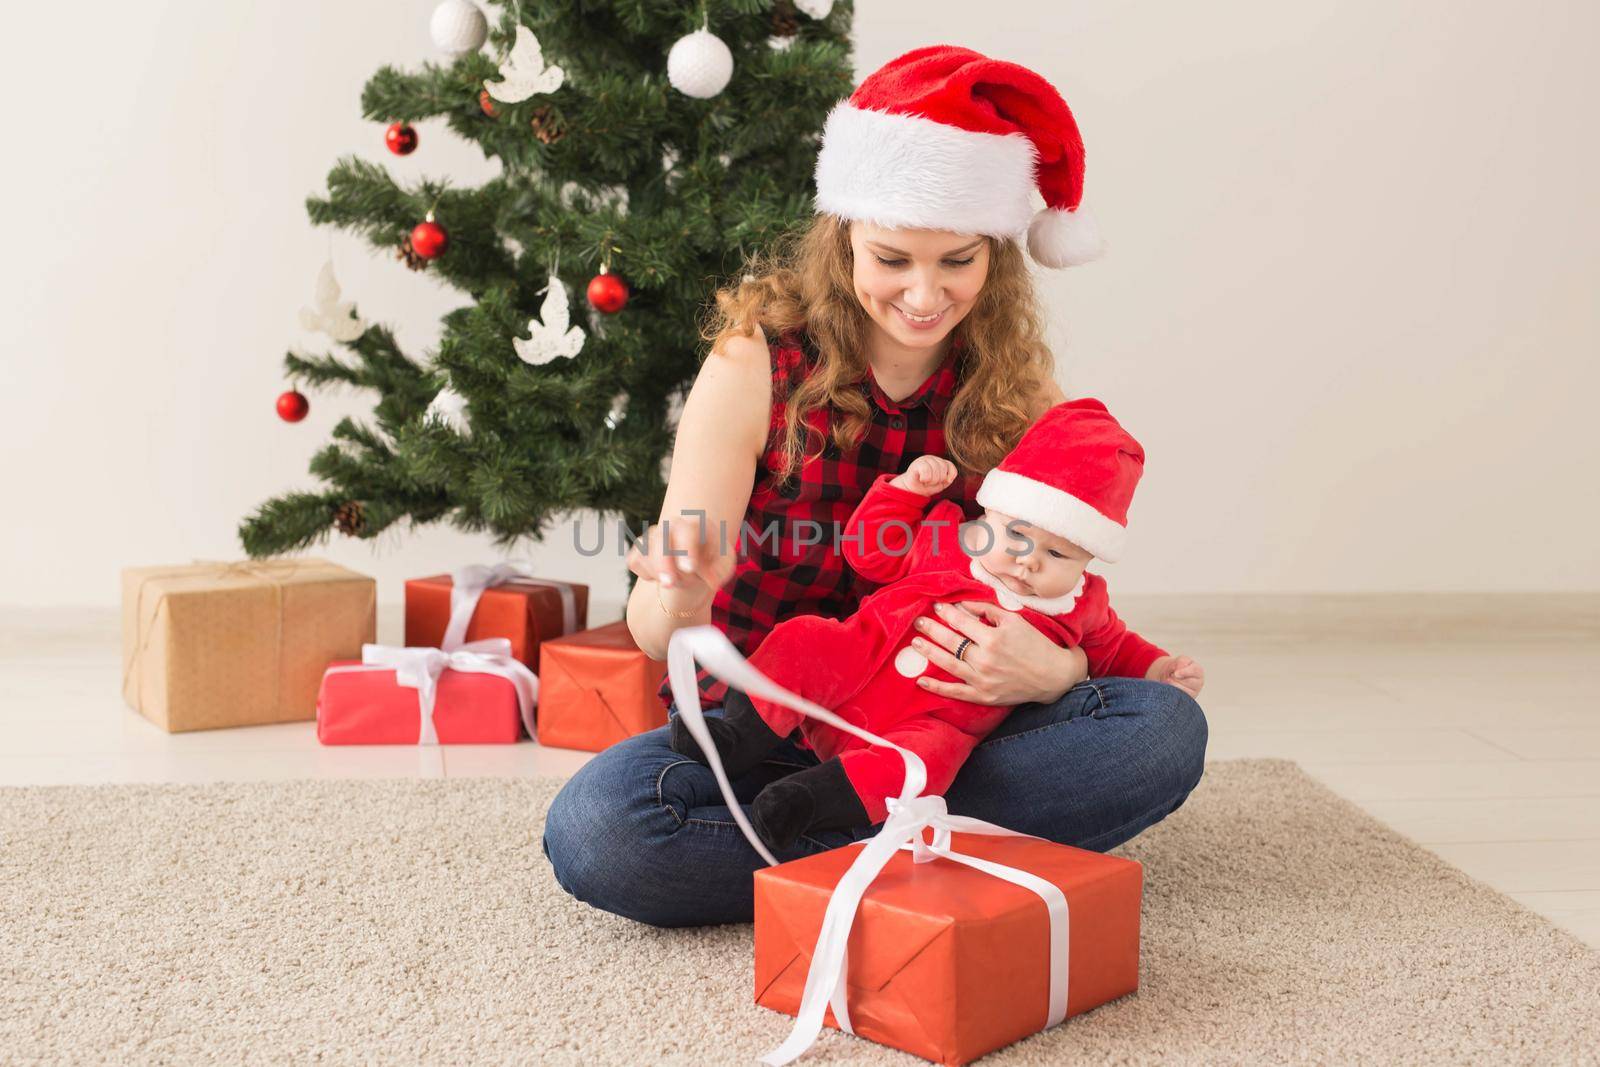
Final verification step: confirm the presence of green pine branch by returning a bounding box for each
[242,0,856,560]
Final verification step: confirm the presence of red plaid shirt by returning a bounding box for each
[658,327,985,711]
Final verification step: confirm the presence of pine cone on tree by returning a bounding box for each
[332,500,367,536]
[530,106,567,145]
[396,234,429,271]
[771,1,801,37]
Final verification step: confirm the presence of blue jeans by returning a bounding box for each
[541,676,1207,927]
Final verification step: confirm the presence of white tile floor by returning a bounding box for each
[4,602,1597,948]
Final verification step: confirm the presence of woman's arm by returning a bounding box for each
[625,328,770,660]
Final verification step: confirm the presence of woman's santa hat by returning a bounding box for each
[976,399,1143,561]
[813,44,1103,268]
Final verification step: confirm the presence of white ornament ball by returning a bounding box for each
[430,0,488,55]
[668,29,733,99]
[795,0,835,18]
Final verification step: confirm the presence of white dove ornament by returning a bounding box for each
[484,26,565,103]
[299,260,365,342]
[425,385,471,435]
[513,275,585,366]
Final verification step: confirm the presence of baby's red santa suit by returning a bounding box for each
[741,398,1167,825]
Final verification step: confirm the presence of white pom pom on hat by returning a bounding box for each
[1028,206,1104,268]
[813,44,1105,268]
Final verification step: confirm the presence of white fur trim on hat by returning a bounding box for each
[977,467,1128,562]
[1027,206,1104,267]
[814,103,1039,238]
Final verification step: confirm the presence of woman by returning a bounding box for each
[542,45,1207,927]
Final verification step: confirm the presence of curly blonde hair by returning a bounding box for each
[698,212,1057,489]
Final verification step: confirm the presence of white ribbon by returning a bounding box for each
[442,561,579,652]
[324,637,539,744]
[665,625,1071,1067]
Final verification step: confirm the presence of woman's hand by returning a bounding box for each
[626,514,737,602]
[908,600,1087,706]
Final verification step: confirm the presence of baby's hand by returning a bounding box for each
[890,456,958,496]
[1147,655,1205,698]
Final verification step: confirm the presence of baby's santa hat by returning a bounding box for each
[976,399,1144,562]
[813,44,1103,268]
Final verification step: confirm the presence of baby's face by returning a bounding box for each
[965,509,1093,599]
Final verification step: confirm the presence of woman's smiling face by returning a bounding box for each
[849,221,990,348]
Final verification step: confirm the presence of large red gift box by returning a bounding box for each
[754,831,1142,1066]
[404,573,587,670]
[534,619,668,751]
[316,659,524,745]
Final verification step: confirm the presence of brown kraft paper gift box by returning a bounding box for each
[121,559,376,732]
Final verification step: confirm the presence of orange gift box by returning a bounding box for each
[534,620,668,751]
[754,832,1142,1066]
[404,574,588,671]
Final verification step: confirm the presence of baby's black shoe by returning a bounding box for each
[750,757,871,851]
[668,687,787,780]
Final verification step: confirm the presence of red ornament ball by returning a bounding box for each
[478,89,498,118]
[385,122,418,155]
[410,219,449,259]
[587,271,629,314]
[276,390,309,422]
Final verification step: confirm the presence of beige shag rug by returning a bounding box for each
[2,760,1597,1065]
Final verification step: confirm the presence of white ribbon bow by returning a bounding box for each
[443,561,579,652]
[327,637,539,745]
[665,625,1070,1067]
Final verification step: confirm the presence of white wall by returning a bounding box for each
[3,0,1597,607]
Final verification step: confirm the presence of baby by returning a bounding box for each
[669,398,1204,851]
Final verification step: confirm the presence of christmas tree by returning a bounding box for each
[240,0,853,557]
